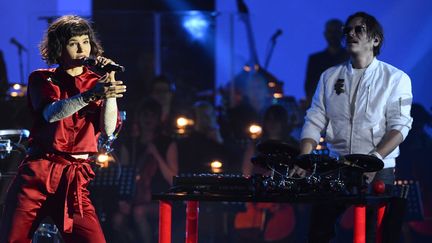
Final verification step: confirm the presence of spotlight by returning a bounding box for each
[243,64,260,72]
[7,83,27,98]
[210,160,223,173]
[243,65,251,72]
[183,11,209,40]
[268,82,276,88]
[96,153,112,168]
[176,116,194,136]
[176,116,194,128]
[176,117,189,128]
[248,124,262,139]
[273,92,283,99]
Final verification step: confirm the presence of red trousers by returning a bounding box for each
[0,155,106,243]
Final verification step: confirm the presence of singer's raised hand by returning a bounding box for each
[102,61,127,98]
[104,80,126,98]
[82,74,126,101]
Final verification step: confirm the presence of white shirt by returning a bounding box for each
[301,58,413,168]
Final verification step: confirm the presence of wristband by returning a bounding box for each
[370,151,383,160]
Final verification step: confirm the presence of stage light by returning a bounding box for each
[176,116,194,128]
[211,160,222,168]
[176,117,188,128]
[243,65,251,72]
[176,116,194,136]
[273,92,283,99]
[268,82,276,88]
[96,153,110,168]
[177,128,186,135]
[183,11,209,40]
[248,124,262,139]
[7,83,27,97]
[210,160,223,173]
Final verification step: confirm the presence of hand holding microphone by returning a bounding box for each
[82,56,127,102]
[82,56,125,73]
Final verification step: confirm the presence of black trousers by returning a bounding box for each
[308,168,395,243]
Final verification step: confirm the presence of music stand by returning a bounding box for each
[90,164,136,199]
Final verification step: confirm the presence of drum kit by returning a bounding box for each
[0,129,29,203]
[251,140,384,196]
[0,129,29,158]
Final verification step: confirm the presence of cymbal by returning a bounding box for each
[251,153,293,169]
[342,154,384,172]
[0,129,30,138]
[255,140,299,157]
[294,154,340,173]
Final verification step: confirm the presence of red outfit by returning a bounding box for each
[0,68,107,243]
[27,67,102,153]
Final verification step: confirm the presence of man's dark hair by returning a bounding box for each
[39,15,103,65]
[263,104,292,138]
[345,12,384,56]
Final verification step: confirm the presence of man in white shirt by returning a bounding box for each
[293,12,413,242]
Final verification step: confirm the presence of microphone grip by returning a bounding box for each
[101,63,125,73]
[82,57,125,72]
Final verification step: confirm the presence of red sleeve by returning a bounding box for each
[28,70,61,112]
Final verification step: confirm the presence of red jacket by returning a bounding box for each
[27,67,102,154]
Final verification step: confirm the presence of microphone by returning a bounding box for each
[82,57,125,72]
[271,29,283,41]
[10,37,28,52]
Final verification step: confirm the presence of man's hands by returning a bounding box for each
[289,165,307,178]
[364,172,377,184]
[363,151,382,183]
[288,138,317,178]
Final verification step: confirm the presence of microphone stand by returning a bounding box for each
[10,39,27,84]
[18,45,25,84]
[264,33,281,70]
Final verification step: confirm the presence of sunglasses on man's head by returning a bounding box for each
[342,25,367,36]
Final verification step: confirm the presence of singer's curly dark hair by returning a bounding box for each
[39,15,103,65]
[345,12,384,56]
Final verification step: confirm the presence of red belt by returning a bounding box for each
[42,154,95,233]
